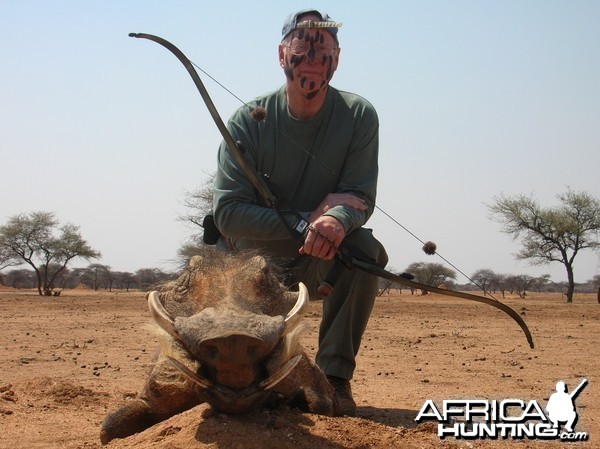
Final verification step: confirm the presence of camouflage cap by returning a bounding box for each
[281,9,342,44]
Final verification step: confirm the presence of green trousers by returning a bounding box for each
[284,228,388,380]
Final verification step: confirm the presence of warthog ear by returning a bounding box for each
[248,255,269,274]
[188,254,204,269]
[246,255,275,292]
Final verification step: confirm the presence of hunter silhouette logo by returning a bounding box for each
[416,378,589,442]
[546,379,587,433]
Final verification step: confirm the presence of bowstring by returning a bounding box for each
[190,60,495,299]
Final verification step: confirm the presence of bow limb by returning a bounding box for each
[351,259,535,349]
[128,32,277,207]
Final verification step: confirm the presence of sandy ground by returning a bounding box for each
[0,287,598,448]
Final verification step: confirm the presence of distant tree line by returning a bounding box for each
[0,263,177,293]
[377,263,600,298]
[3,186,598,300]
[3,262,597,298]
[0,211,178,295]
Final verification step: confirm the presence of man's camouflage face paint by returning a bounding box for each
[282,28,338,100]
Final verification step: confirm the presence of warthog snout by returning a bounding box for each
[199,334,267,389]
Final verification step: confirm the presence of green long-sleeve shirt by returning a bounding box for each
[213,85,379,255]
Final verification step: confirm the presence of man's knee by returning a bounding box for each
[343,228,388,267]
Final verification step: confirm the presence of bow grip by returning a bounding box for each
[317,240,361,297]
[318,258,347,296]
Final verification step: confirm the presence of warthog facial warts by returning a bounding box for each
[100,249,333,444]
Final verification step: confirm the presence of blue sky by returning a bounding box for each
[1,1,599,284]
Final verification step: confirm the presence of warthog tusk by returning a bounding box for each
[283,283,308,335]
[147,291,180,341]
[258,355,302,391]
[166,356,214,389]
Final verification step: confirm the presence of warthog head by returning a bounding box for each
[101,249,333,444]
[149,249,309,413]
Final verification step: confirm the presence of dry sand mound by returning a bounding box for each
[106,403,441,449]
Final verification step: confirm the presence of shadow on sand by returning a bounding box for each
[357,406,420,429]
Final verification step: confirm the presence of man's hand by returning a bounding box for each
[299,215,346,260]
[300,193,366,260]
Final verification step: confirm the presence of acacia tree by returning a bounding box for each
[505,274,535,298]
[179,174,215,231]
[491,273,508,298]
[405,262,456,295]
[0,211,101,296]
[177,174,216,265]
[593,274,600,304]
[471,269,497,296]
[377,267,404,296]
[114,271,135,291]
[74,264,114,291]
[532,274,552,293]
[488,189,600,303]
[135,267,175,291]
